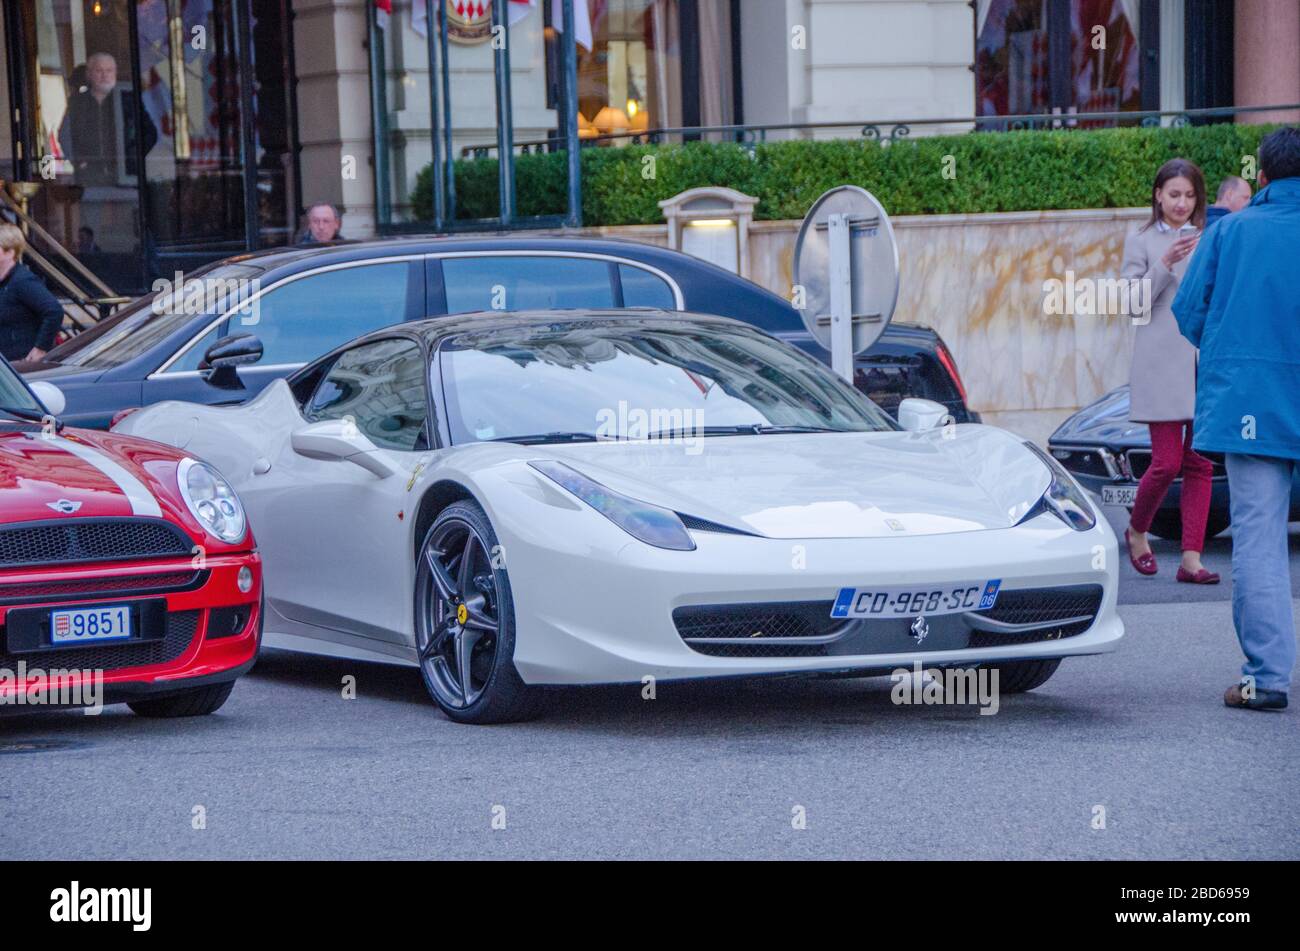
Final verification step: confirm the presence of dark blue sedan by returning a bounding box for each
[20,235,977,430]
[1049,384,1300,539]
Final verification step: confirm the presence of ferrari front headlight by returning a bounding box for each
[529,460,696,551]
[1024,442,1097,531]
[177,458,248,544]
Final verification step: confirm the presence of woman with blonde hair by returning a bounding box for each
[0,224,64,363]
[1122,158,1218,584]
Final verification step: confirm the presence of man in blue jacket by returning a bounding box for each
[1174,126,1300,712]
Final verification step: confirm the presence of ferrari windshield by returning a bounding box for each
[44,263,264,369]
[439,321,898,445]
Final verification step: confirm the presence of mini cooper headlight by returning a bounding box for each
[177,458,247,544]
[1024,442,1097,531]
[529,460,696,551]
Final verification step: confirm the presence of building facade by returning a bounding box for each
[3,0,1298,294]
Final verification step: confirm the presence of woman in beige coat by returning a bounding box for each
[1122,158,1218,583]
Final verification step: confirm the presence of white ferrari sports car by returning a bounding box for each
[115,310,1123,723]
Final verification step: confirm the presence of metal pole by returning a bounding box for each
[235,0,260,250]
[438,0,456,222]
[367,5,391,227]
[562,0,581,228]
[425,0,445,229]
[827,213,853,382]
[491,0,515,225]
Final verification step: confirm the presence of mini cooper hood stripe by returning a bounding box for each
[52,436,163,518]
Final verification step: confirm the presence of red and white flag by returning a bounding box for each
[375,0,393,30]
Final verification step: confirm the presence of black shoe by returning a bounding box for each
[1224,683,1289,711]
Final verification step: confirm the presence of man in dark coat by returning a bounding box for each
[0,225,65,362]
[58,52,157,185]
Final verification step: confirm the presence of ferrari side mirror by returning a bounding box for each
[291,419,396,479]
[898,398,950,433]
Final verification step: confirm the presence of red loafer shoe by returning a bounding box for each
[1124,528,1157,575]
[1177,567,1220,584]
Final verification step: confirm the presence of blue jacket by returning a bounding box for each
[0,263,64,361]
[1173,176,1300,461]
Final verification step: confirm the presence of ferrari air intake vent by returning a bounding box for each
[673,601,837,657]
[967,584,1104,646]
[676,514,758,536]
[0,518,193,568]
[674,586,1105,658]
[0,610,201,672]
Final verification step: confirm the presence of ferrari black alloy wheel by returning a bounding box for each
[415,500,544,724]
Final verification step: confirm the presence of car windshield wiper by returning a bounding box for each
[750,424,846,435]
[488,431,608,445]
[644,423,846,439]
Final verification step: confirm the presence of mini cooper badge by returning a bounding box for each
[909,615,929,643]
[47,500,82,515]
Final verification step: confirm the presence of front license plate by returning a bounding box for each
[50,604,134,646]
[1102,484,1139,507]
[831,580,1002,619]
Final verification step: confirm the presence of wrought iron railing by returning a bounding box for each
[461,103,1300,160]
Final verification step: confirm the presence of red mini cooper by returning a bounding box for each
[0,356,260,717]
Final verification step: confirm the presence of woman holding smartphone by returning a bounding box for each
[1122,158,1219,583]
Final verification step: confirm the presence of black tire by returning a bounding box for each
[128,681,235,718]
[1145,508,1230,543]
[986,658,1061,693]
[414,500,546,724]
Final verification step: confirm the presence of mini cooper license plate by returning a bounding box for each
[831,580,1002,619]
[1102,484,1139,507]
[50,604,134,646]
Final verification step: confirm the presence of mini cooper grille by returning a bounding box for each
[0,572,204,604]
[0,519,192,568]
[672,602,836,658]
[0,610,201,672]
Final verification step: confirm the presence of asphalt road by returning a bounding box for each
[2,505,1296,860]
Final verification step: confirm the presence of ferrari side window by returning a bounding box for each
[305,338,429,452]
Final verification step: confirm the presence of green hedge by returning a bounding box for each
[410,123,1276,226]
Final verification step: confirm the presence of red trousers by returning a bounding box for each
[1129,420,1214,551]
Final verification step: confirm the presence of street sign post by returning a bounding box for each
[792,186,900,382]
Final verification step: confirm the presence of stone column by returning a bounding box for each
[1235,0,1300,124]
[291,0,377,237]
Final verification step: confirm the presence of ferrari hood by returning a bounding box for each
[0,427,181,525]
[541,425,1053,539]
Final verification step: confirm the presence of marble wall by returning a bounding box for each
[593,207,1149,445]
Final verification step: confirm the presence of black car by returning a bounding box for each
[21,235,977,429]
[1049,384,1300,539]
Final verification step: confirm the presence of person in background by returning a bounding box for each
[76,226,99,254]
[0,225,65,363]
[1174,126,1300,713]
[58,52,157,185]
[297,203,346,245]
[1121,158,1218,585]
[1205,175,1252,227]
